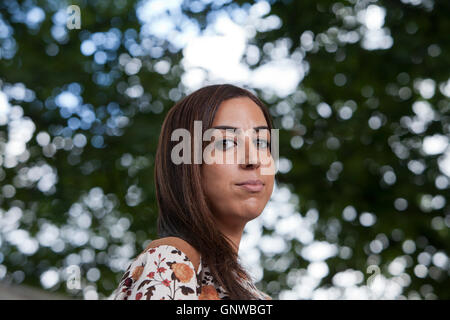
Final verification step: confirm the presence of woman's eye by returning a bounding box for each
[215,139,236,150]
[254,138,269,149]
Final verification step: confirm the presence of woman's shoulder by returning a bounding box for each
[113,238,202,300]
[140,237,201,274]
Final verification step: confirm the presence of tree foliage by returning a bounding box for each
[0,0,448,299]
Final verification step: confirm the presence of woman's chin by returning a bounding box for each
[238,206,264,221]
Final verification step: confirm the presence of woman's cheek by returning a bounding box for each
[205,165,231,197]
[260,153,275,176]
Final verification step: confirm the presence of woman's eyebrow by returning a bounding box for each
[211,125,269,132]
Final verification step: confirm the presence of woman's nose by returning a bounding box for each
[239,135,260,169]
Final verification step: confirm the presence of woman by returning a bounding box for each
[112,84,276,300]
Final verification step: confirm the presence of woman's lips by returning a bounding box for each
[235,180,264,192]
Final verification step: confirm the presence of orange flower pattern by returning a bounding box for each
[111,244,271,300]
[198,285,220,300]
[131,265,144,281]
[171,263,194,283]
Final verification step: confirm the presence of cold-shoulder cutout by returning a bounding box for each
[111,237,272,300]
[144,237,200,274]
[113,243,199,300]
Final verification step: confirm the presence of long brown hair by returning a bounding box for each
[154,84,274,299]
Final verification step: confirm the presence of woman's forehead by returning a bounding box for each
[212,97,268,129]
[209,125,270,137]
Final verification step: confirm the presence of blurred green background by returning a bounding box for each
[0,0,449,300]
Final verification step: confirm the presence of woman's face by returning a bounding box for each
[201,97,275,228]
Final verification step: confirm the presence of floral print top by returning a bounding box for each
[111,244,272,300]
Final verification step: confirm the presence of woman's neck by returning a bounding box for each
[215,219,246,255]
